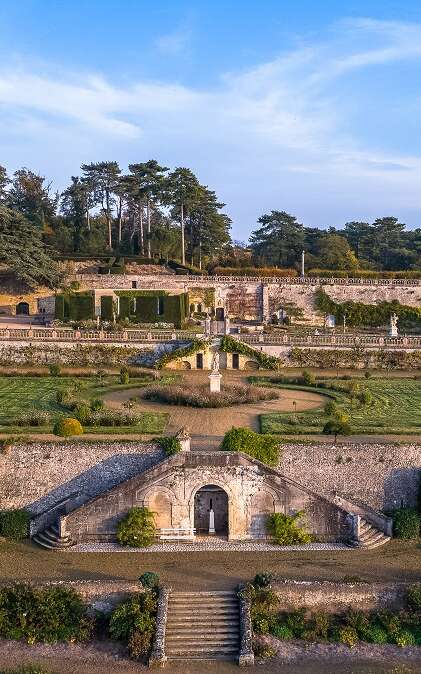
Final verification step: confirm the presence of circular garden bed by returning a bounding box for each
[141,384,279,408]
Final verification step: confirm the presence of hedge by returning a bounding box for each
[115,291,189,328]
[220,335,279,370]
[100,295,114,320]
[221,427,280,466]
[54,292,94,321]
[211,267,298,277]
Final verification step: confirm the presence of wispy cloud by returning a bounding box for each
[1,18,421,231]
[155,27,192,55]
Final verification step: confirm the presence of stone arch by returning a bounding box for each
[188,479,235,539]
[175,360,191,370]
[16,301,30,316]
[249,488,280,539]
[194,484,228,535]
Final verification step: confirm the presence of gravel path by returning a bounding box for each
[70,541,349,553]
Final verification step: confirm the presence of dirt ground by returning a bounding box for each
[1,540,420,587]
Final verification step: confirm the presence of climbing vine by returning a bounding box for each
[220,335,279,370]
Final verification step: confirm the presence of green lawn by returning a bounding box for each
[259,377,421,435]
[0,375,170,434]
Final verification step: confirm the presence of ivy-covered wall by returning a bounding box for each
[315,287,421,329]
[55,292,95,321]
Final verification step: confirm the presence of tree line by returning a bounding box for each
[0,161,232,285]
[246,210,421,272]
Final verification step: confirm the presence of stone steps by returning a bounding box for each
[351,517,390,549]
[32,523,75,550]
[165,590,240,662]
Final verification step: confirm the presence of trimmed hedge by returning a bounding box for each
[221,427,280,466]
[100,295,114,320]
[211,267,298,277]
[54,292,94,321]
[115,291,189,328]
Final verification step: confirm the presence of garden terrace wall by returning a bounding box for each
[279,442,421,511]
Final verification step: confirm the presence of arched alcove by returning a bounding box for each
[194,484,228,535]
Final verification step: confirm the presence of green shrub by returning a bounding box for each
[393,508,420,540]
[267,512,312,545]
[407,584,421,611]
[120,366,130,385]
[0,509,30,540]
[362,625,388,644]
[53,417,84,437]
[322,419,351,441]
[0,436,22,455]
[302,370,316,386]
[48,363,61,377]
[221,427,280,466]
[157,436,181,456]
[74,403,91,424]
[337,625,359,648]
[253,572,273,589]
[270,624,294,640]
[253,642,277,657]
[117,507,156,548]
[324,400,338,417]
[0,584,92,644]
[90,397,104,411]
[358,389,373,406]
[220,335,279,370]
[394,630,416,647]
[139,572,160,589]
[109,590,157,661]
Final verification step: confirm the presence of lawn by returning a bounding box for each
[0,375,171,434]
[259,377,421,435]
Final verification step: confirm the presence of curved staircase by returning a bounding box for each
[165,590,240,662]
[351,516,391,549]
[32,523,75,550]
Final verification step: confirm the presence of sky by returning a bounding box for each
[1,1,421,240]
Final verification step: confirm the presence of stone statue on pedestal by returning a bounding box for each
[389,313,398,337]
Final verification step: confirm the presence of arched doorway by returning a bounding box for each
[194,484,228,536]
[16,302,30,316]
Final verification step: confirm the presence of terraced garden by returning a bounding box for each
[0,375,170,435]
[258,376,421,436]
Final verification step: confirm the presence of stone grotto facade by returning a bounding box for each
[31,449,392,548]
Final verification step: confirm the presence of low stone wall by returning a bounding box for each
[272,579,408,612]
[0,342,147,365]
[279,442,421,511]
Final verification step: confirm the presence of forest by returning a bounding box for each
[1,162,421,289]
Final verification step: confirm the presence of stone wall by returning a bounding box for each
[279,442,421,511]
[0,342,147,365]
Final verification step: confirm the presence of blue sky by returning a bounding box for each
[1,1,421,240]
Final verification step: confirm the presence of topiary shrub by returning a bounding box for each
[0,509,30,540]
[53,417,84,437]
[48,363,61,377]
[322,419,351,442]
[221,427,280,466]
[117,507,156,548]
[120,366,130,385]
[0,584,92,644]
[253,572,273,589]
[157,436,181,456]
[301,370,316,386]
[393,508,420,540]
[73,403,91,424]
[109,590,158,661]
[267,512,312,545]
[90,397,104,411]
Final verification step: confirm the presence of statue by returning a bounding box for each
[389,313,398,337]
[211,350,220,372]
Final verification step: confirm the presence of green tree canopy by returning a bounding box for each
[0,206,62,288]
[249,210,305,268]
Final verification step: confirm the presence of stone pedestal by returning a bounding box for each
[176,427,191,452]
[209,372,222,393]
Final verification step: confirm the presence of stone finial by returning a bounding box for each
[176,426,191,452]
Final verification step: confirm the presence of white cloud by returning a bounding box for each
[1,17,421,234]
[155,28,192,55]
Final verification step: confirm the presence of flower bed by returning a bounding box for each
[141,384,278,408]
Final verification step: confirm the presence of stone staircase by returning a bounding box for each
[352,517,391,549]
[165,590,240,662]
[32,523,75,550]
